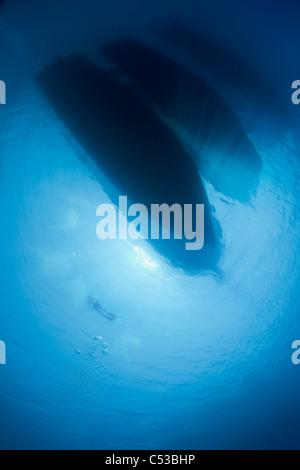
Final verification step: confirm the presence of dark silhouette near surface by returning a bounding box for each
[37,54,220,272]
[159,22,285,114]
[101,37,262,202]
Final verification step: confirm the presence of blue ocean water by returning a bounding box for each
[1,0,300,450]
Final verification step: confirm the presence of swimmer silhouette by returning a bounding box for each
[88,297,116,322]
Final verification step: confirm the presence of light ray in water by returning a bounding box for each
[134,246,159,269]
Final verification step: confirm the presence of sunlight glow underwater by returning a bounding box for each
[1,0,300,451]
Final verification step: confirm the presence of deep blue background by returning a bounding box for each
[0,0,300,450]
